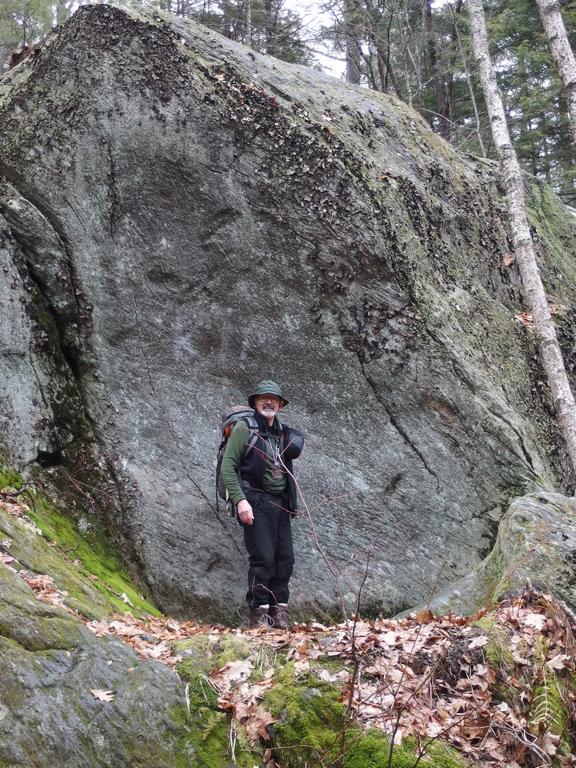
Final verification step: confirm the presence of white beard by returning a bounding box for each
[260,407,277,420]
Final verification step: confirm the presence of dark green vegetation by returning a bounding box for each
[0,465,187,767]
[174,662,259,767]
[263,665,469,768]
[0,464,158,618]
[323,0,576,204]
[0,0,311,66]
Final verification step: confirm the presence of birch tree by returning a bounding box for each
[468,0,576,477]
[535,0,576,146]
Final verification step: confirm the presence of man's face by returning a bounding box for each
[254,393,284,421]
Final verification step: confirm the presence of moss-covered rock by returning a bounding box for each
[0,556,189,767]
[176,632,252,680]
[427,491,576,615]
[172,676,262,767]
[262,663,470,768]
[0,467,267,767]
[0,466,158,619]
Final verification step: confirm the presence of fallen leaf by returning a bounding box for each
[540,731,560,756]
[514,311,533,327]
[90,689,115,702]
[546,653,570,671]
[244,704,277,742]
[415,608,435,624]
[523,612,546,630]
[316,668,340,683]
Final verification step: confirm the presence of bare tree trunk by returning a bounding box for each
[246,0,252,47]
[345,0,362,84]
[264,0,275,55]
[365,41,380,90]
[380,9,402,98]
[374,39,386,90]
[422,0,449,138]
[468,0,576,479]
[450,2,485,156]
[535,0,576,145]
[264,0,283,57]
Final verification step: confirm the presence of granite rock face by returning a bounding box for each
[428,492,576,615]
[0,494,190,768]
[0,564,185,768]
[1,5,576,619]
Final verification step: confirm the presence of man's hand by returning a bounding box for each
[236,499,254,525]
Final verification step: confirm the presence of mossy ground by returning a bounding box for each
[174,666,263,767]
[474,615,514,668]
[0,464,158,618]
[263,663,469,768]
[173,643,472,768]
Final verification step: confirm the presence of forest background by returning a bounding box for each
[2,0,575,206]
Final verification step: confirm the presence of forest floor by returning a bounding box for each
[2,485,576,767]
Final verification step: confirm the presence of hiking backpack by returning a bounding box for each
[216,406,260,514]
[215,406,304,516]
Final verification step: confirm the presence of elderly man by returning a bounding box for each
[220,380,304,629]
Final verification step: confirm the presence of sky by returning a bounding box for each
[285,0,347,77]
[285,0,453,78]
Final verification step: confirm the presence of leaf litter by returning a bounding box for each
[3,492,576,765]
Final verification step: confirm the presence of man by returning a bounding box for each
[220,380,304,629]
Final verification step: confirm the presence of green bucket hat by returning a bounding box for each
[248,380,288,408]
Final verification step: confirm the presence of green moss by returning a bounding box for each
[213,635,252,666]
[0,464,159,618]
[526,185,576,292]
[171,673,262,768]
[264,665,470,768]
[176,634,251,678]
[28,495,158,617]
[176,664,218,709]
[264,670,344,767]
[311,656,347,675]
[0,465,22,488]
[473,616,514,668]
[342,732,468,768]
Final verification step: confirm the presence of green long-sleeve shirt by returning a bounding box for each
[221,420,287,504]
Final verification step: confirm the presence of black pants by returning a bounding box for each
[242,490,294,608]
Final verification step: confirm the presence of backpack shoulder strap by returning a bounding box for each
[242,415,260,456]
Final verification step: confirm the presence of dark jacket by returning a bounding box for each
[238,410,298,513]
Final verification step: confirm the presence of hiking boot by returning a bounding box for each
[270,603,289,630]
[248,604,272,629]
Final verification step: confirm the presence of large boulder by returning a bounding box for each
[1,4,576,618]
[0,533,185,767]
[429,491,576,615]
